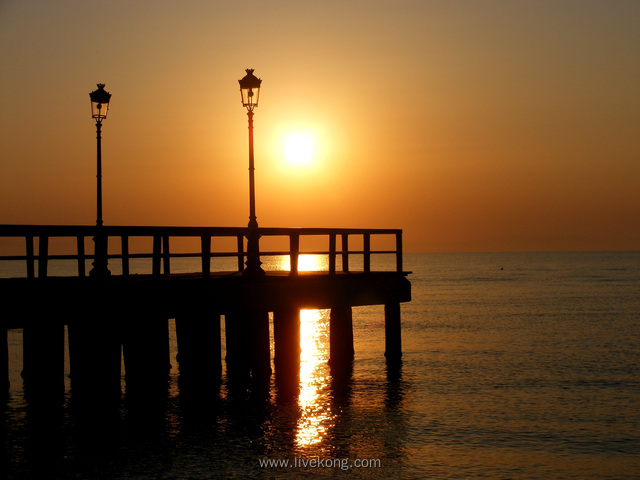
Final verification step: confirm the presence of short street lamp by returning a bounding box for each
[89,83,111,277]
[239,69,265,278]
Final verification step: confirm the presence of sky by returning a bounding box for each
[1,0,639,253]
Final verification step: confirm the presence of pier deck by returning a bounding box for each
[1,270,410,329]
[1,224,411,397]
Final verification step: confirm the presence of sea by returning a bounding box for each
[2,251,639,479]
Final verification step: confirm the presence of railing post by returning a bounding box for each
[395,231,403,273]
[363,233,371,273]
[37,235,48,278]
[77,235,86,277]
[289,233,299,276]
[90,228,110,278]
[162,235,171,274]
[26,236,35,279]
[329,233,336,275]
[341,234,349,273]
[152,235,161,277]
[121,235,130,276]
[237,235,245,272]
[201,234,211,278]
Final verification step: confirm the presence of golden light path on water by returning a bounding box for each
[295,307,332,447]
[275,254,333,447]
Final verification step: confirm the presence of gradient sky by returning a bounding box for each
[1,1,639,252]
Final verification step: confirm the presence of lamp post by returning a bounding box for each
[239,69,265,278]
[89,83,111,277]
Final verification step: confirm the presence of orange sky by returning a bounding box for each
[1,1,639,252]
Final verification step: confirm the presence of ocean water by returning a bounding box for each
[2,252,639,479]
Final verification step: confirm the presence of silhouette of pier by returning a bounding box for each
[0,224,410,404]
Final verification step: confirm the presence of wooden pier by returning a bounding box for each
[0,225,411,402]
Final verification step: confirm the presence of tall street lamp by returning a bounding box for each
[239,69,265,278]
[89,83,111,277]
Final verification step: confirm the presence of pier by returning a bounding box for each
[1,224,410,402]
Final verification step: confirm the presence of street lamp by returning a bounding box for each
[239,69,265,277]
[89,83,111,277]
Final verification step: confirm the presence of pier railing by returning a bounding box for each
[0,225,404,279]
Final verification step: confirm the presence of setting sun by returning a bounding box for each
[284,133,314,165]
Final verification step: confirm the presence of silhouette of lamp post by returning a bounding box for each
[89,83,111,277]
[239,69,265,278]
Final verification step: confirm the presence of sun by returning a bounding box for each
[284,133,314,165]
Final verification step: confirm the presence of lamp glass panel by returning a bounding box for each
[241,87,260,108]
[91,100,109,119]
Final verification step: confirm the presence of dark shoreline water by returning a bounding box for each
[3,252,640,479]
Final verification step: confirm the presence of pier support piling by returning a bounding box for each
[225,310,271,386]
[273,307,301,388]
[247,311,271,381]
[22,319,65,402]
[2,326,8,394]
[384,302,402,361]
[122,312,171,396]
[68,314,121,407]
[329,305,354,367]
[224,312,250,378]
[175,313,222,385]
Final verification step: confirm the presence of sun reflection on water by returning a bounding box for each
[271,254,332,447]
[296,307,332,447]
[270,254,334,447]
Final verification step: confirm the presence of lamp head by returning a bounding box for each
[90,83,111,122]
[239,69,261,111]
